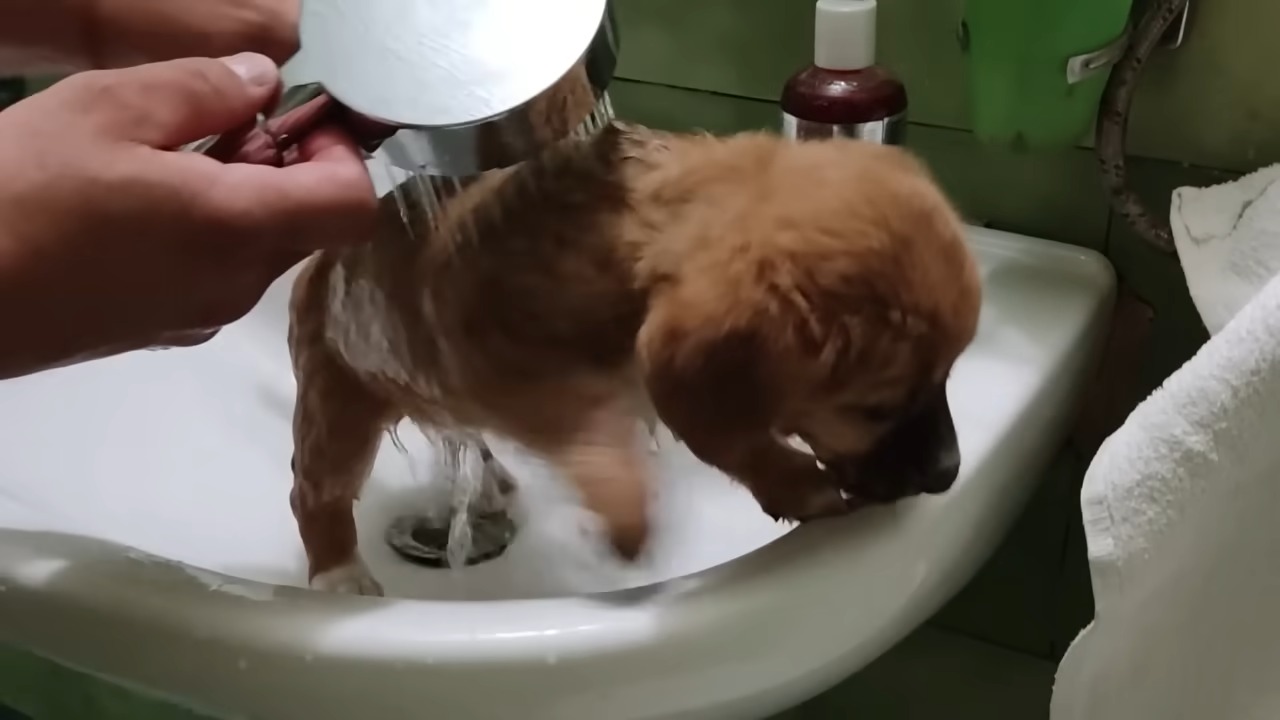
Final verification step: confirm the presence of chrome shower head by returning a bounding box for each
[193,0,619,176]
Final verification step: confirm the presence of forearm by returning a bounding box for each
[0,0,92,75]
[0,0,300,76]
[0,225,110,380]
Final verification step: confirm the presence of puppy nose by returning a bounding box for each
[920,455,960,494]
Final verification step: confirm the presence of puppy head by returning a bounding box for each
[640,136,980,521]
[761,140,980,511]
[784,365,962,506]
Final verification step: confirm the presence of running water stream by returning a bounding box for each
[371,93,618,569]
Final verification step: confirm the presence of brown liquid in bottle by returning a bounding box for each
[781,65,907,126]
[781,0,907,144]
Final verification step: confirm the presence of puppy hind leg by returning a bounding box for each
[291,344,398,596]
[476,439,517,511]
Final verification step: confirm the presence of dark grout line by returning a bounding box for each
[612,76,769,103]
[613,78,1243,177]
[924,620,1059,663]
[1103,207,1116,256]
[615,77,977,132]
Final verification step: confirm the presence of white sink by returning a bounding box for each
[0,225,1114,720]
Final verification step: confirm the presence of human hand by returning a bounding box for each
[0,53,377,379]
[85,0,301,68]
[0,0,298,75]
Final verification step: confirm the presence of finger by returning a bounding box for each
[203,94,338,166]
[76,53,281,148]
[208,126,380,251]
[292,123,370,167]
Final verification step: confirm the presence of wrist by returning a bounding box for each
[0,212,143,380]
[0,225,57,379]
[77,0,301,70]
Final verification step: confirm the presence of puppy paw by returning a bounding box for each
[481,452,517,497]
[310,560,384,597]
[606,518,651,563]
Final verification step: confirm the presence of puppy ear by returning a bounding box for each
[637,298,776,460]
[638,294,846,521]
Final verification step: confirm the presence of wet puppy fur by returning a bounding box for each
[288,123,981,595]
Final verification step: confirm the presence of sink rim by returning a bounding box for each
[0,224,1116,718]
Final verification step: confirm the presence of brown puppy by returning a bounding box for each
[288,124,981,595]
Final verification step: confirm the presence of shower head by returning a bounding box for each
[192,0,619,176]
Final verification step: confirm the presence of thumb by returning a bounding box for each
[80,53,281,149]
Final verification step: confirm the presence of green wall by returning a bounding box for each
[605,0,1278,660]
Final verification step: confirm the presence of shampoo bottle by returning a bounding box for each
[780,0,906,145]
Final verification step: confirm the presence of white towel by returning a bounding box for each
[1169,163,1280,335]
[1051,168,1280,720]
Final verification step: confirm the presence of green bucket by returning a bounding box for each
[963,0,1133,150]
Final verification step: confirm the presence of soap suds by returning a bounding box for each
[0,264,790,604]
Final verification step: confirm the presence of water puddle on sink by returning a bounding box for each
[349,421,792,602]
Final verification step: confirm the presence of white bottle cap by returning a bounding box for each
[814,0,877,71]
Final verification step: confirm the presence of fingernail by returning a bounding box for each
[221,52,278,92]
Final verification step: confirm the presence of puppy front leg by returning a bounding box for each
[291,346,397,597]
[524,397,653,561]
[639,311,846,523]
[715,438,848,522]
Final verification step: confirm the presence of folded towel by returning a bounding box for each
[1051,170,1280,719]
[1170,162,1280,334]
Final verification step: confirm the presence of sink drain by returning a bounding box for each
[385,511,517,568]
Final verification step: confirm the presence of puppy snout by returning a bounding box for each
[919,450,961,495]
[839,384,962,502]
[917,390,961,495]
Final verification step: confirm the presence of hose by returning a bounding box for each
[1095,0,1191,253]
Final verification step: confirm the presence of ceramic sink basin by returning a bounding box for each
[0,225,1114,720]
